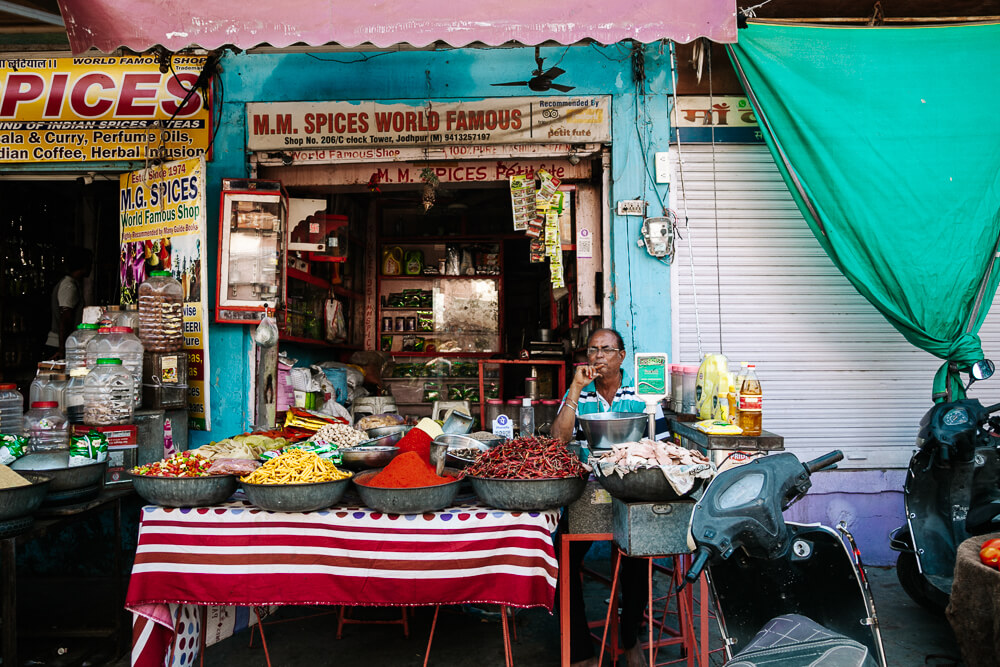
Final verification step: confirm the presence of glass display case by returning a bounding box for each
[216,179,287,324]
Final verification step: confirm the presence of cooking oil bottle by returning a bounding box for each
[738,363,762,436]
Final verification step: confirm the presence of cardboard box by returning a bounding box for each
[72,424,137,448]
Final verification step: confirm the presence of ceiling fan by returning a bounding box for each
[492,46,575,93]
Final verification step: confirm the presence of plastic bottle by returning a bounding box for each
[65,323,99,371]
[109,326,144,407]
[65,367,88,424]
[49,373,68,413]
[0,383,25,436]
[730,362,749,427]
[83,358,134,426]
[24,401,69,451]
[138,270,184,352]
[520,396,535,437]
[85,327,111,369]
[738,364,763,436]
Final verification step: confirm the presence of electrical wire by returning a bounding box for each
[668,40,704,360]
[708,43,724,356]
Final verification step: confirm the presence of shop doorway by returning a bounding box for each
[0,178,119,391]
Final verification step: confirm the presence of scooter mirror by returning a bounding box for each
[971,359,995,382]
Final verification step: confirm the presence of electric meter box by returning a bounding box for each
[216,179,288,324]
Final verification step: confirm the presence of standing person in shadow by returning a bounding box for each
[45,249,92,359]
[551,327,669,667]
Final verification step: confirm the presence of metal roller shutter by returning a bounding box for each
[668,143,1000,469]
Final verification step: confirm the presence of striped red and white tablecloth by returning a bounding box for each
[127,498,559,666]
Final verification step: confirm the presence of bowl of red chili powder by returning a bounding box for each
[352,451,463,514]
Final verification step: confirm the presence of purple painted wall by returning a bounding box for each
[783,469,906,566]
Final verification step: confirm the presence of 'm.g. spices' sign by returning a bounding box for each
[247,97,611,150]
[0,55,211,163]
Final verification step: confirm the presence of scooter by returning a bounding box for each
[889,360,1000,611]
[683,451,887,666]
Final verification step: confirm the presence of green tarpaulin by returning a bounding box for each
[729,22,1000,401]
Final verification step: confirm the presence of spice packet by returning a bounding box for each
[69,429,109,467]
[0,434,28,466]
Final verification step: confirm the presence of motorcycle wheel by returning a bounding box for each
[896,550,948,613]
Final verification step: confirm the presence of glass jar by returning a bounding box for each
[0,383,24,436]
[83,358,134,425]
[138,271,184,352]
[536,399,560,435]
[24,401,69,451]
[65,323,99,371]
[65,367,88,424]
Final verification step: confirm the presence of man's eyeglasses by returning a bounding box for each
[587,346,621,358]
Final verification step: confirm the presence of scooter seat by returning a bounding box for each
[727,614,878,667]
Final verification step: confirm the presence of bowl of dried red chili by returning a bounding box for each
[128,451,238,507]
[464,436,589,511]
[352,451,463,514]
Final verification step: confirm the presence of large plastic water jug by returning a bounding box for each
[0,383,24,436]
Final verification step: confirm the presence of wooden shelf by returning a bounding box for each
[286,267,363,300]
[386,376,482,381]
[279,333,362,349]
[386,351,497,358]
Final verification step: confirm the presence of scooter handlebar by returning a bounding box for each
[804,450,844,474]
[678,546,712,591]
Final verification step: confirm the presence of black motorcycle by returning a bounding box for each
[889,362,1000,611]
[684,451,887,666]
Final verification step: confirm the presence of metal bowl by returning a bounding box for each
[12,454,107,491]
[592,465,702,502]
[128,473,238,508]
[365,425,412,439]
[353,467,462,514]
[241,476,353,512]
[434,434,490,469]
[0,472,53,520]
[577,412,649,450]
[467,476,587,511]
[340,445,401,471]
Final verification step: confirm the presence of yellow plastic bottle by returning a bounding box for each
[730,362,748,426]
[696,353,729,420]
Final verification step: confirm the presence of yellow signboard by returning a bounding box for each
[120,157,211,430]
[0,55,210,163]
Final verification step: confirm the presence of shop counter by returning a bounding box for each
[127,497,559,666]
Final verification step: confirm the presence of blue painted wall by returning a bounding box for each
[195,43,677,443]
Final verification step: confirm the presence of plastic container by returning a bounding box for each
[142,351,189,410]
[85,327,112,369]
[65,323,99,371]
[681,365,698,415]
[83,358,134,426]
[669,364,683,413]
[99,305,120,329]
[0,383,24,436]
[65,367,88,425]
[117,305,140,331]
[49,373,68,413]
[29,370,52,406]
[731,362,749,427]
[138,270,184,352]
[536,399,560,434]
[113,327,144,407]
[519,397,535,437]
[738,364,762,436]
[485,399,504,428]
[24,401,69,451]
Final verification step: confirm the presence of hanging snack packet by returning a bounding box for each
[0,434,28,466]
